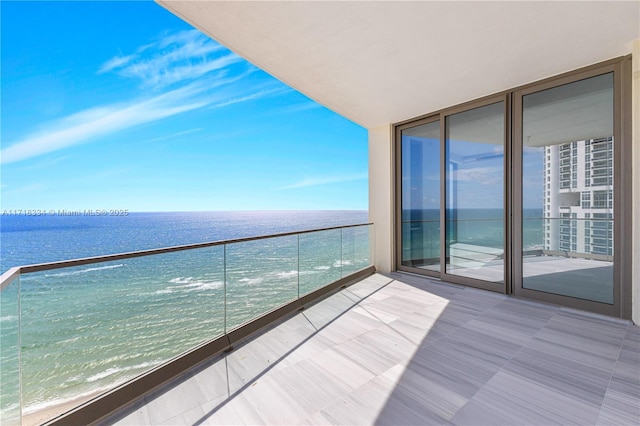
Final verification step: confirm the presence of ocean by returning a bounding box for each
[0,210,369,419]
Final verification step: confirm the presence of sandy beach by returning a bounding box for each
[22,391,103,426]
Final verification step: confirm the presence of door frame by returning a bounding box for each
[394,56,632,319]
[511,59,632,318]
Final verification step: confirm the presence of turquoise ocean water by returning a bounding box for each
[0,211,369,418]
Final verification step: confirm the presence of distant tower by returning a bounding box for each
[542,137,613,259]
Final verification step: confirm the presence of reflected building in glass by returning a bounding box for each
[542,137,613,259]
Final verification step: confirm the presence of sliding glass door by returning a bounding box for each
[399,119,441,272]
[445,101,505,286]
[398,98,506,291]
[397,58,629,317]
[513,65,624,316]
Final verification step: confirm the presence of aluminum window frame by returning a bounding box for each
[394,55,632,319]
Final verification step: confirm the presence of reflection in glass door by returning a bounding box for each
[520,73,614,304]
[445,102,505,284]
[400,120,441,272]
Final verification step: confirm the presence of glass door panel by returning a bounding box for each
[445,102,505,283]
[521,73,614,303]
[400,120,441,272]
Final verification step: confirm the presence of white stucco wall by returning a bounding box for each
[632,39,639,324]
[368,125,394,273]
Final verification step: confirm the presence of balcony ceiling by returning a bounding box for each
[157,1,639,129]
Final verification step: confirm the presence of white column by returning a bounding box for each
[632,39,640,324]
[368,124,394,273]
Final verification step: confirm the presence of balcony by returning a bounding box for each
[2,222,639,425]
[99,273,640,425]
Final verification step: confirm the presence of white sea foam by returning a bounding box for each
[169,277,194,284]
[154,278,223,295]
[86,361,158,383]
[85,367,121,383]
[45,264,125,278]
[0,315,18,322]
[238,277,263,285]
[182,281,223,291]
[59,336,81,344]
[276,270,297,278]
[333,260,353,267]
[2,402,19,412]
[314,265,331,270]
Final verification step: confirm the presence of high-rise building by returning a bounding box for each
[543,137,613,258]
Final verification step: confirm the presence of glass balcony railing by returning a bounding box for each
[0,223,372,425]
[0,270,21,426]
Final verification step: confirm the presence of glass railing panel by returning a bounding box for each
[0,273,21,426]
[19,246,224,419]
[522,218,613,303]
[341,225,371,277]
[3,223,372,424]
[225,235,298,330]
[522,216,545,256]
[299,229,342,296]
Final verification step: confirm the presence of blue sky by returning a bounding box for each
[0,1,368,212]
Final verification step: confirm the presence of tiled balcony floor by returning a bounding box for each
[106,273,639,425]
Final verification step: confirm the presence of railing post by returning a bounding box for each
[223,244,227,334]
[297,234,300,299]
[340,228,344,278]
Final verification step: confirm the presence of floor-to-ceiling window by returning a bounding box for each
[512,62,630,317]
[445,101,505,285]
[519,73,613,303]
[397,57,631,318]
[399,119,441,272]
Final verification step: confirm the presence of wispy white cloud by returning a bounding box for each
[279,173,368,190]
[1,82,211,164]
[453,166,503,185]
[98,29,239,89]
[4,29,291,165]
[212,87,290,108]
[98,54,136,74]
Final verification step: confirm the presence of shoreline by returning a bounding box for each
[22,390,104,426]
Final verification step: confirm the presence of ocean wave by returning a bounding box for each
[182,282,223,290]
[86,361,158,383]
[238,277,263,285]
[169,277,194,284]
[276,270,297,278]
[333,260,353,267]
[0,315,18,322]
[45,264,125,278]
[314,265,331,270]
[154,278,223,295]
